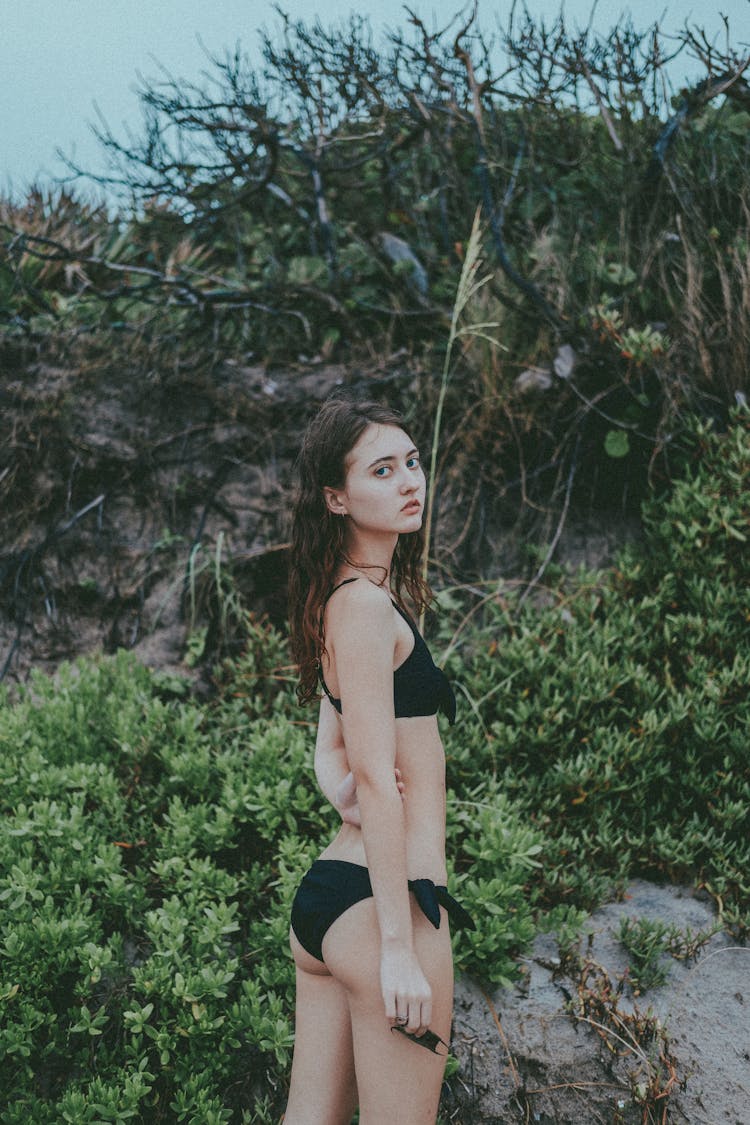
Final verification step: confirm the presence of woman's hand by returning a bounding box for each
[380,942,432,1035]
[334,768,405,827]
[333,770,360,826]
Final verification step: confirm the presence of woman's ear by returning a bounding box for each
[323,487,348,516]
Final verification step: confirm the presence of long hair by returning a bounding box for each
[288,395,432,705]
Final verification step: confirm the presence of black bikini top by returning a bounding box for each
[319,578,456,724]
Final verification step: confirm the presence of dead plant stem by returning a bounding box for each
[480,988,521,1090]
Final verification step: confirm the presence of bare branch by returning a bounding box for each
[575,50,624,151]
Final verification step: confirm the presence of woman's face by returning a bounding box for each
[324,423,426,536]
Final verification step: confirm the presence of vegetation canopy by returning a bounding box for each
[0,409,747,1122]
[1,5,748,542]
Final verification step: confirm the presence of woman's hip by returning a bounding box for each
[289,858,474,966]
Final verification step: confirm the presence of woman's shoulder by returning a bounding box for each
[325,578,397,676]
[325,577,394,631]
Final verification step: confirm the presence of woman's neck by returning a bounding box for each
[341,529,397,585]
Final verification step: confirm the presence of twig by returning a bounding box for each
[57,494,105,536]
[518,435,579,607]
[420,205,484,619]
[150,425,215,451]
[480,988,521,1089]
[647,60,750,179]
[576,50,624,152]
[525,1080,628,1094]
[0,629,23,683]
[570,1013,650,1067]
[1,226,313,333]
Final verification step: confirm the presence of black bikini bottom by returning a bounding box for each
[290,858,475,963]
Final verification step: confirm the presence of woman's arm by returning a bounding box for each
[315,696,404,827]
[328,581,431,1035]
[314,695,349,803]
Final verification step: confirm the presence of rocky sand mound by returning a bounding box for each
[450,881,749,1124]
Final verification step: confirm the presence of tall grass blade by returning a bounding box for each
[420,207,506,627]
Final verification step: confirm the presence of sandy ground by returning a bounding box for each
[448,882,750,1124]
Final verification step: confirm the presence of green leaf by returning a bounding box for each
[603,262,637,286]
[604,430,630,458]
[287,256,327,286]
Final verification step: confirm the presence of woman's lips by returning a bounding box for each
[401,500,421,513]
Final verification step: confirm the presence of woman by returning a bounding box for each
[285,397,473,1125]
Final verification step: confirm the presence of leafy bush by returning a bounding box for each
[2,10,749,535]
[0,656,308,1121]
[0,410,747,1119]
[441,409,749,931]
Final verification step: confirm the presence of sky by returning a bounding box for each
[2,0,747,200]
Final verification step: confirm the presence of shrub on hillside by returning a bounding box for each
[2,11,749,537]
[0,411,747,1120]
[442,409,749,927]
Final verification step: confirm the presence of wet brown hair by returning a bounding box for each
[288,395,432,705]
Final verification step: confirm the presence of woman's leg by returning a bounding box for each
[321,897,453,1125]
[284,930,358,1125]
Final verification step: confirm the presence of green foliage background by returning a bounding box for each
[1,411,747,1122]
[2,10,749,525]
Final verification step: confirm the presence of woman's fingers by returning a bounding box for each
[392,989,432,1035]
[380,948,430,1034]
[340,804,362,827]
[405,999,424,1034]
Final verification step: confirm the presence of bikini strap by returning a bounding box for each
[324,576,360,605]
[318,577,359,642]
[318,667,338,704]
[391,598,419,637]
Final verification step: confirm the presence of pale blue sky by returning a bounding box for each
[2,0,747,199]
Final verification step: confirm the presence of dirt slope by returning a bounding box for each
[449,882,749,1124]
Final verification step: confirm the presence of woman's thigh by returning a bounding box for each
[284,930,358,1125]
[322,897,454,1125]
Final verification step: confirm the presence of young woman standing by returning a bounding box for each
[285,397,473,1124]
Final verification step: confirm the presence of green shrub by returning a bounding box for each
[0,411,747,1118]
[0,653,304,1120]
[447,782,541,987]
[442,410,749,928]
[616,915,718,994]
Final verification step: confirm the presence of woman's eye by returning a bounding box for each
[374,466,390,477]
[406,456,420,469]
